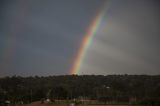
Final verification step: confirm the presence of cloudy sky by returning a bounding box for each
[0,0,160,76]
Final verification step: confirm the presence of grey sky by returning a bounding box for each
[0,0,160,76]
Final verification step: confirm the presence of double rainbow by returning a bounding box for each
[69,0,110,75]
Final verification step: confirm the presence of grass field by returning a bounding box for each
[24,101,141,106]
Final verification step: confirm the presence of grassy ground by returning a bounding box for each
[24,101,137,106]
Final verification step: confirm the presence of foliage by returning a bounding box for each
[0,75,159,105]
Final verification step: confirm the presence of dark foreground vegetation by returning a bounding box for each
[0,75,160,105]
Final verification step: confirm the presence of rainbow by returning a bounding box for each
[69,0,110,75]
[1,1,27,69]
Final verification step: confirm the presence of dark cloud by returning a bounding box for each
[81,0,160,75]
[0,0,160,76]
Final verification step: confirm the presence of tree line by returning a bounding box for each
[0,75,160,105]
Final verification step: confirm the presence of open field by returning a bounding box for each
[24,101,143,106]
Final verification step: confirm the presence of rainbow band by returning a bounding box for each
[70,1,110,75]
[2,1,27,66]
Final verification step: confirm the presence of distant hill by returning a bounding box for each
[0,75,160,105]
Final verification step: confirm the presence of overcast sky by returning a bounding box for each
[0,0,160,77]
